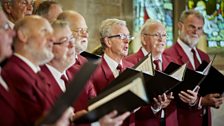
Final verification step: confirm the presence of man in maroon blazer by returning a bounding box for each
[57,11,89,75]
[124,19,197,126]
[0,7,29,126]
[164,10,223,126]
[41,20,96,112]
[1,15,56,125]
[90,18,134,94]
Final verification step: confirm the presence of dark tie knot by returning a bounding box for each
[153,59,161,71]
[191,48,196,54]
[116,64,123,72]
[61,74,68,85]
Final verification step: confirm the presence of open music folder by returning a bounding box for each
[133,53,184,99]
[196,60,224,96]
[164,56,224,97]
[74,72,148,123]
[74,54,185,124]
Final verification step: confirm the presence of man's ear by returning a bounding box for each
[104,37,112,48]
[141,34,146,45]
[17,29,28,43]
[3,1,12,14]
[178,22,183,30]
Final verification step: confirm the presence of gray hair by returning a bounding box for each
[99,18,126,38]
[179,9,204,24]
[140,19,162,34]
[51,20,69,30]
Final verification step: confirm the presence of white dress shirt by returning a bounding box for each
[177,39,202,70]
[46,64,67,92]
[104,53,122,78]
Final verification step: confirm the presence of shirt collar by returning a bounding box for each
[46,64,65,78]
[104,53,123,71]
[14,53,40,73]
[152,55,162,62]
[8,20,14,29]
[141,47,149,56]
[177,38,196,53]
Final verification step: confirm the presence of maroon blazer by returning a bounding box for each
[68,54,88,76]
[41,64,96,112]
[1,55,54,125]
[0,84,28,126]
[163,42,210,70]
[125,48,178,126]
[90,56,134,94]
[164,42,211,126]
[40,65,64,102]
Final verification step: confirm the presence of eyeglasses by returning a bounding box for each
[107,34,134,42]
[72,28,88,35]
[54,35,75,45]
[143,33,167,38]
[0,22,11,31]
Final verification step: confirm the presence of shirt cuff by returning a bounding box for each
[197,96,202,109]
[151,105,161,114]
[91,121,100,126]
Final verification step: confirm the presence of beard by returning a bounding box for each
[75,39,88,54]
[39,48,54,65]
[180,31,199,48]
[25,45,54,66]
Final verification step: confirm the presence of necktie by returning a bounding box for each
[61,74,69,86]
[153,59,161,71]
[191,49,200,69]
[116,64,123,73]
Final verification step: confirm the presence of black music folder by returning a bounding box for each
[80,51,101,62]
[102,52,183,101]
[132,53,183,99]
[196,61,224,96]
[39,62,98,125]
[164,62,205,97]
[74,72,148,123]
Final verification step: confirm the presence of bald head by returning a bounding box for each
[14,15,54,65]
[57,10,86,29]
[57,10,88,54]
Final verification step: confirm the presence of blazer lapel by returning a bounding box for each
[175,43,194,69]
[101,57,115,81]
